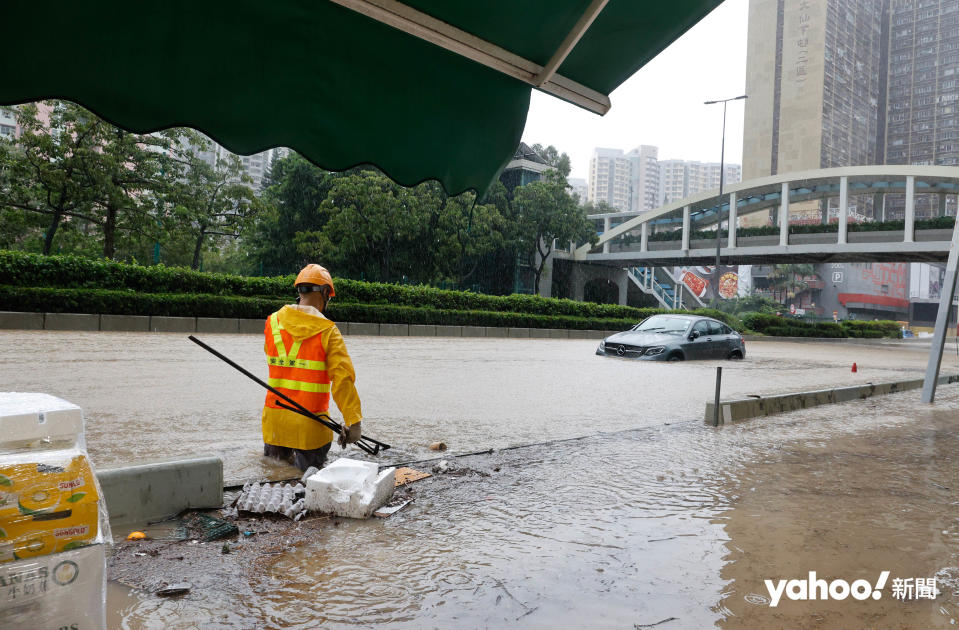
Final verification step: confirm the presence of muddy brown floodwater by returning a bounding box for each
[3,331,959,628]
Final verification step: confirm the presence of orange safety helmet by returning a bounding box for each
[294,264,335,297]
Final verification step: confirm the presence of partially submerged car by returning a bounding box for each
[596,314,745,361]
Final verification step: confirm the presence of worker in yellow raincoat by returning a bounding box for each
[261,264,362,470]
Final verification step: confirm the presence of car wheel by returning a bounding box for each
[667,352,683,362]
[727,351,743,360]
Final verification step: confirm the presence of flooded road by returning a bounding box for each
[0,331,949,483]
[105,385,959,629]
[3,331,959,627]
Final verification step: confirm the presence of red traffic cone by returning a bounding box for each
[851,362,858,373]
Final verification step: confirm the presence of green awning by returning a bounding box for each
[3,1,722,195]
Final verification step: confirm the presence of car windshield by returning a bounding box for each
[633,316,689,334]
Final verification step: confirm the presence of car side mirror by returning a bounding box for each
[689,331,700,340]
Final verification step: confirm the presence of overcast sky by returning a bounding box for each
[521,0,749,182]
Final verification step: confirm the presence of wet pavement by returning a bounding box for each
[3,331,959,627]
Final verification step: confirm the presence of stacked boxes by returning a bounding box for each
[0,393,109,629]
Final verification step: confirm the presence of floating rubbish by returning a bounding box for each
[432,460,449,474]
[156,582,191,597]
[305,458,396,519]
[373,500,412,518]
[394,467,431,487]
[126,531,147,541]
[184,514,238,542]
[221,543,230,554]
[428,441,447,451]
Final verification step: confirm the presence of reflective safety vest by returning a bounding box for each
[264,312,331,414]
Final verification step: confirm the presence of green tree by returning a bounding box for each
[301,171,424,282]
[165,131,260,270]
[0,102,100,254]
[529,143,572,178]
[512,170,597,294]
[248,153,335,275]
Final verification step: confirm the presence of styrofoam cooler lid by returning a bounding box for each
[0,392,84,444]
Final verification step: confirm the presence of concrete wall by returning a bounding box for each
[0,312,608,340]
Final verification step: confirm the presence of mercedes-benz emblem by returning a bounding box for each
[617,345,625,356]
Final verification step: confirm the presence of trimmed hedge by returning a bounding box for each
[0,251,746,329]
[0,285,641,330]
[742,312,901,338]
[0,285,751,332]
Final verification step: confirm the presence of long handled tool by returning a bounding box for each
[188,335,390,455]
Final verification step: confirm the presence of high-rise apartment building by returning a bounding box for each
[588,145,741,212]
[588,148,632,211]
[658,160,742,205]
[743,0,885,179]
[743,0,959,222]
[626,145,660,212]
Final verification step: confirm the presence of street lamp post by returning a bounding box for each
[704,94,747,302]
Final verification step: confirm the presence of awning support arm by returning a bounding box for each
[534,0,609,86]
[329,0,611,114]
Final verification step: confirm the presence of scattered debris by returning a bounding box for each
[635,618,678,628]
[156,582,192,597]
[373,499,412,518]
[182,513,239,542]
[221,543,231,554]
[305,458,396,519]
[236,481,307,520]
[433,460,449,473]
[429,441,447,451]
[394,467,431,486]
[126,531,148,541]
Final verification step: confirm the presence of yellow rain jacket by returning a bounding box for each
[261,304,362,450]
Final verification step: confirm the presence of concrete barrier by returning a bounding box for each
[239,318,264,334]
[150,316,196,333]
[44,313,100,331]
[485,327,509,338]
[380,323,409,336]
[347,322,379,336]
[435,325,462,337]
[705,374,959,425]
[461,326,487,337]
[100,314,150,332]
[0,311,44,330]
[409,324,436,336]
[569,329,602,340]
[529,328,551,338]
[96,457,223,525]
[548,329,570,339]
[508,327,530,338]
[197,317,240,334]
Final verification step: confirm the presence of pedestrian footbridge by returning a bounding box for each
[561,165,959,268]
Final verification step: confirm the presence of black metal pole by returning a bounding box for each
[704,94,747,303]
[713,366,723,427]
[715,101,727,297]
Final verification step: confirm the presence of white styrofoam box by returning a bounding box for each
[0,393,83,446]
[0,543,106,629]
[305,458,396,519]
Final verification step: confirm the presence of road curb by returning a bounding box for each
[705,373,959,425]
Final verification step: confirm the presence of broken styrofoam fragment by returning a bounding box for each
[304,458,396,519]
[301,466,319,483]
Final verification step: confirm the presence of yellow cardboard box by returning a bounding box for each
[0,455,99,517]
[0,502,99,563]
